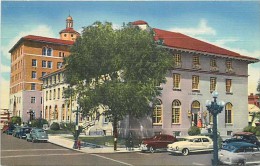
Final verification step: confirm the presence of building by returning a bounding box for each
[9,16,79,123]
[248,93,260,108]
[0,109,11,129]
[120,21,260,137]
[248,104,260,126]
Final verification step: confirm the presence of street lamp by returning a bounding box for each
[205,91,225,166]
[72,107,80,149]
[27,109,35,126]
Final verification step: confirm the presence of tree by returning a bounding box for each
[64,21,172,150]
[11,116,21,125]
[31,118,48,128]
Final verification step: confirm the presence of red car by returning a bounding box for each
[139,134,177,153]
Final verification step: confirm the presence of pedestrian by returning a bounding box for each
[77,140,81,150]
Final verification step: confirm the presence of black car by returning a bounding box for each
[17,127,32,139]
[12,126,22,137]
[223,132,260,147]
[6,124,15,135]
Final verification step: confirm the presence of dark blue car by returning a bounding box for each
[17,127,32,139]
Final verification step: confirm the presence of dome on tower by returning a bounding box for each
[67,15,73,20]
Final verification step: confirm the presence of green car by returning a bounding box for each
[26,128,48,143]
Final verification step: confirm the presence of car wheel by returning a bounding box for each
[237,160,245,166]
[149,146,155,153]
[182,148,189,156]
[32,138,35,143]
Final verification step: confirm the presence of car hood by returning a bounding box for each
[168,141,190,147]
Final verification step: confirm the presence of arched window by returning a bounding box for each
[47,48,52,56]
[54,105,58,120]
[45,106,48,120]
[225,103,233,124]
[172,100,181,124]
[153,99,162,124]
[191,100,200,126]
[42,47,47,55]
[49,106,52,120]
[62,104,65,121]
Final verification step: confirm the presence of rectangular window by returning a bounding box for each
[31,83,36,90]
[226,79,232,93]
[210,58,217,67]
[210,77,216,92]
[193,55,200,65]
[173,73,180,89]
[47,61,52,68]
[32,59,37,67]
[32,71,37,79]
[49,90,52,100]
[225,110,232,123]
[226,60,232,69]
[46,91,48,101]
[42,72,47,77]
[53,89,56,99]
[42,60,47,68]
[58,88,60,99]
[192,75,199,90]
[57,62,62,69]
[173,54,181,67]
[31,97,36,103]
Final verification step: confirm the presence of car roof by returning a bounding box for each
[184,136,211,139]
[233,132,254,136]
[226,142,257,148]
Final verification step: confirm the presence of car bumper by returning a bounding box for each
[139,144,148,151]
[167,148,182,154]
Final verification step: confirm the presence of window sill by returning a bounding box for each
[226,92,233,95]
[225,123,233,126]
[153,123,162,126]
[172,123,181,125]
[192,89,200,93]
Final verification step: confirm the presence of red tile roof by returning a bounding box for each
[153,28,258,62]
[9,35,74,53]
[132,20,148,25]
[59,28,80,35]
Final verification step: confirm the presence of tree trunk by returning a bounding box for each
[113,117,118,151]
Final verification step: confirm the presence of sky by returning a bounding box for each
[1,1,260,109]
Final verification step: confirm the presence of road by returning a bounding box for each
[1,133,213,166]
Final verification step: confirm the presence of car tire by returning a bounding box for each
[149,146,155,153]
[237,160,245,166]
[182,148,189,156]
[32,138,35,143]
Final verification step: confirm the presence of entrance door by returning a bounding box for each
[191,101,200,127]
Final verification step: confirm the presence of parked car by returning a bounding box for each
[200,132,223,148]
[139,134,177,153]
[223,132,260,147]
[5,124,16,135]
[26,128,48,143]
[12,126,22,137]
[17,127,32,139]
[219,142,260,165]
[167,135,213,156]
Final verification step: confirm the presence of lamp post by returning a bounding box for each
[206,91,225,166]
[27,109,35,126]
[72,107,80,149]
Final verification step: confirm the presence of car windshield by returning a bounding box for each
[222,145,236,152]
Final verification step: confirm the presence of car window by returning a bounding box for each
[194,138,201,142]
[202,138,209,142]
[235,148,245,153]
[223,145,236,152]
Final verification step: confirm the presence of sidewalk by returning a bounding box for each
[48,135,141,154]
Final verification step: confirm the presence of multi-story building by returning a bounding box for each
[9,16,79,122]
[248,93,260,108]
[121,21,259,137]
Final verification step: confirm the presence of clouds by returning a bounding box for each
[169,19,216,36]
[1,25,56,60]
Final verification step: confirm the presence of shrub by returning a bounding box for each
[50,122,60,130]
[11,116,21,125]
[31,118,48,128]
[188,126,201,136]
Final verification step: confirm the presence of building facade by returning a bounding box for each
[9,16,79,122]
[121,21,259,138]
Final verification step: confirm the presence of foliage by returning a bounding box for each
[50,122,60,130]
[60,122,83,139]
[11,116,21,125]
[31,118,48,128]
[188,126,201,136]
[243,125,260,136]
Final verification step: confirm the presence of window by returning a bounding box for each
[47,61,52,68]
[57,62,62,69]
[58,88,60,99]
[42,72,47,77]
[47,48,52,56]
[226,60,232,69]
[193,55,200,65]
[32,59,37,67]
[173,74,180,89]
[42,60,47,68]
[32,71,37,79]
[192,75,199,90]
[53,89,56,99]
[46,91,48,101]
[31,97,36,103]
[210,58,217,67]
[210,77,217,92]
[173,54,181,67]
[226,79,232,93]
[172,100,181,124]
[153,99,162,124]
[42,47,47,55]
[59,52,62,57]
[225,103,233,124]
[49,90,52,100]
[31,83,36,90]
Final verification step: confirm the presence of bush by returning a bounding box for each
[243,125,257,134]
[50,122,60,130]
[188,126,201,136]
[31,118,48,128]
[11,116,21,125]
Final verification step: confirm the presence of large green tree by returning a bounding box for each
[64,21,172,150]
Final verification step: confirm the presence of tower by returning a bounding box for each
[59,15,80,41]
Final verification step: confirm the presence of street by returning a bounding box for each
[1,134,213,165]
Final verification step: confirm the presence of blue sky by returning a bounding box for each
[1,1,260,108]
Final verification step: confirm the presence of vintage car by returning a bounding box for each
[26,128,48,143]
[139,134,177,153]
[16,127,32,139]
[223,132,260,147]
[167,135,213,156]
[219,142,260,165]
